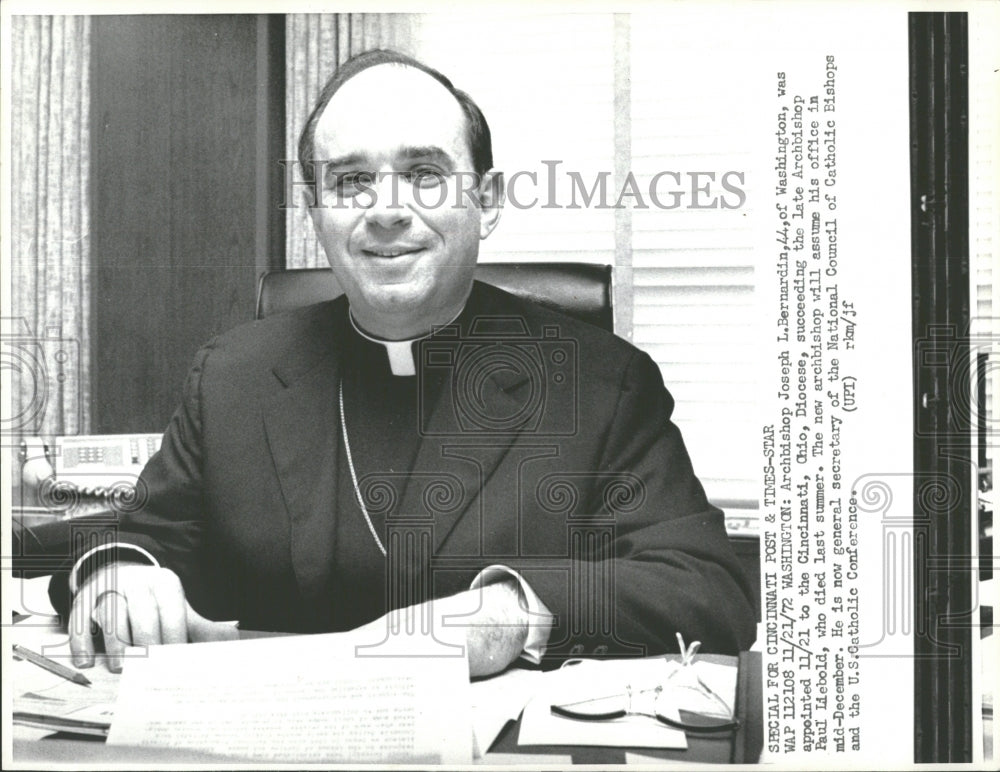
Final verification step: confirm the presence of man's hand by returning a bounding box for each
[357,579,529,678]
[461,579,529,677]
[69,562,237,672]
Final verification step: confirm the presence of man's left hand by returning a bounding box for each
[356,579,528,678]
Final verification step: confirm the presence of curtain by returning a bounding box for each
[9,16,91,439]
[285,13,420,269]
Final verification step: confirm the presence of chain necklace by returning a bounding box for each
[338,378,388,557]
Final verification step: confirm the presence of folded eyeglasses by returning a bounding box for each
[549,633,740,734]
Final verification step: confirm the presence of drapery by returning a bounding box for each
[285,13,419,269]
[9,15,91,438]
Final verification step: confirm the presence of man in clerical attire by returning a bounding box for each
[58,51,756,676]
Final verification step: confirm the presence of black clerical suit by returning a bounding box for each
[56,281,756,661]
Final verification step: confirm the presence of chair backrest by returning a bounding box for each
[255,263,614,332]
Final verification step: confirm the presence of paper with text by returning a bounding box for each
[11,615,121,736]
[108,627,473,763]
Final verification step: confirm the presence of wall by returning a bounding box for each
[91,15,284,433]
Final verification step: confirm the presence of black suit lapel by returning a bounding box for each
[401,283,549,557]
[404,379,532,557]
[262,301,346,609]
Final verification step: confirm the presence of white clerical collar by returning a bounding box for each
[348,310,462,376]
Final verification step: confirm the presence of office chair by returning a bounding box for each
[255,263,614,332]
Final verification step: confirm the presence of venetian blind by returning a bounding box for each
[629,14,764,511]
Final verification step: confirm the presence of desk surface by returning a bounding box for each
[9,611,761,766]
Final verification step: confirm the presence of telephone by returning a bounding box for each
[20,434,162,497]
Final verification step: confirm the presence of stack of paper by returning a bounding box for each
[11,617,120,738]
[108,628,474,764]
[13,652,120,737]
[470,667,546,751]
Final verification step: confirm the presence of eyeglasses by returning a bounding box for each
[549,633,739,734]
[550,682,738,734]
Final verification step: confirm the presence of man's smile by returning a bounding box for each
[361,246,426,258]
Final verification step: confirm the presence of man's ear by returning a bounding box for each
[477,169,504,240]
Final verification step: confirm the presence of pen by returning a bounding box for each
[12,644,91,687]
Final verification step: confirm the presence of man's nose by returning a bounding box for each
[363,172,411,229]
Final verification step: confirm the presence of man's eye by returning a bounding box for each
[403,168,446,188]
[330,171,375,195]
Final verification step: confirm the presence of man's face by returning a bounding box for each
[308,64,502,340]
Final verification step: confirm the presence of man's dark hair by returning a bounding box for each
[297,49,494,178]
